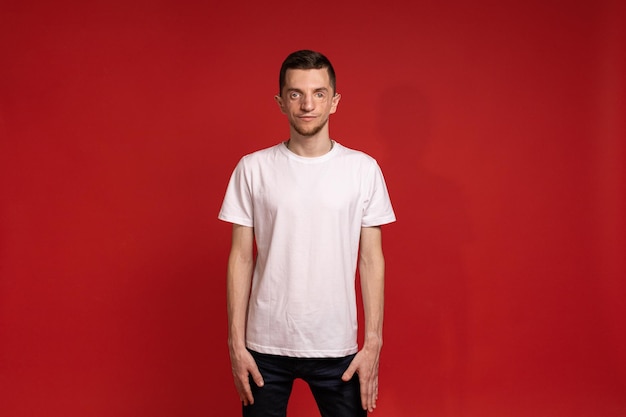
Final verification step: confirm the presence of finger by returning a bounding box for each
[372,382,379,408]
[360,375,378,412]
[365,390,376,412]
[361,384,369,410]
[368,378,375,409]
[370,377,379,411]
[368,384,377,411]
[358,374,370,410]
[237,376,254,406]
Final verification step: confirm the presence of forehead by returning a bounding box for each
[283,68,331,91]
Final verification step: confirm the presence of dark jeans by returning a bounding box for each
[243,350,366,417]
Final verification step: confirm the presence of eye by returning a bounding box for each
[289,92,301,100]
[314,92,326,99]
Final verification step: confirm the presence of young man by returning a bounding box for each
[219,50,395,417]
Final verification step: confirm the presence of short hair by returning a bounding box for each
[278,50,336,95]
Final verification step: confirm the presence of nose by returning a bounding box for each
[300,94,314,112]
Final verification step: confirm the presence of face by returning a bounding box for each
[275,68,341,138]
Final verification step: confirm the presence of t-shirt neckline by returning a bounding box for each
[278,140,339,163]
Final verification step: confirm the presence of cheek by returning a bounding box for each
[280,101,296,115]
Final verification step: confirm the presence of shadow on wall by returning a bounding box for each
[377,84,473,417]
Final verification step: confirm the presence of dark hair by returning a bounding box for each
[278,50,336,95]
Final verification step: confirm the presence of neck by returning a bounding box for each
[285,134,334,157]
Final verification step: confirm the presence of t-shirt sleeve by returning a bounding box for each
[362,161,396,227]
[218,157,254,227]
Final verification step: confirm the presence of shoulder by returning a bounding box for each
[237,143,284,167]
[334,142,380,168]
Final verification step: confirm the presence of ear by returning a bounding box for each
[274,95,287,114]
[329,93,341,115]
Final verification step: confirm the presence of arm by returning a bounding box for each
[342,226,385,412]
[227,223,264,405]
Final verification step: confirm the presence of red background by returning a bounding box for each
[1,1,625,416]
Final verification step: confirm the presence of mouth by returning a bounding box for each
[298,115,317,122]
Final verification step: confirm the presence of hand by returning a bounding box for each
[230,348,264,406]
[341,346,381,412]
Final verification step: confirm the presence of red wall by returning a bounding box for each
[1,1,624,416]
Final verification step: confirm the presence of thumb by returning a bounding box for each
[341,362,358,382]
[249,364,265,387]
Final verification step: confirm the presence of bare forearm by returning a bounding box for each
[345,226,386,412]
[226,225,254,352]
[360,257,384,349]
[227,258,253,350]
[359,227,385,351]
[225,226,262,405]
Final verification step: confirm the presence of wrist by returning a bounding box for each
[363,333,383,350]
[228,336,247,353]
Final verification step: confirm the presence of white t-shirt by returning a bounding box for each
[219,141,396,357]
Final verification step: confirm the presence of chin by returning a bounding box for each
[292,121,327,138]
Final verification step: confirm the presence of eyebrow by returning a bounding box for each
[286,87,329,93]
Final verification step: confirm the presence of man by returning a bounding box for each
[219,50,395,417]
